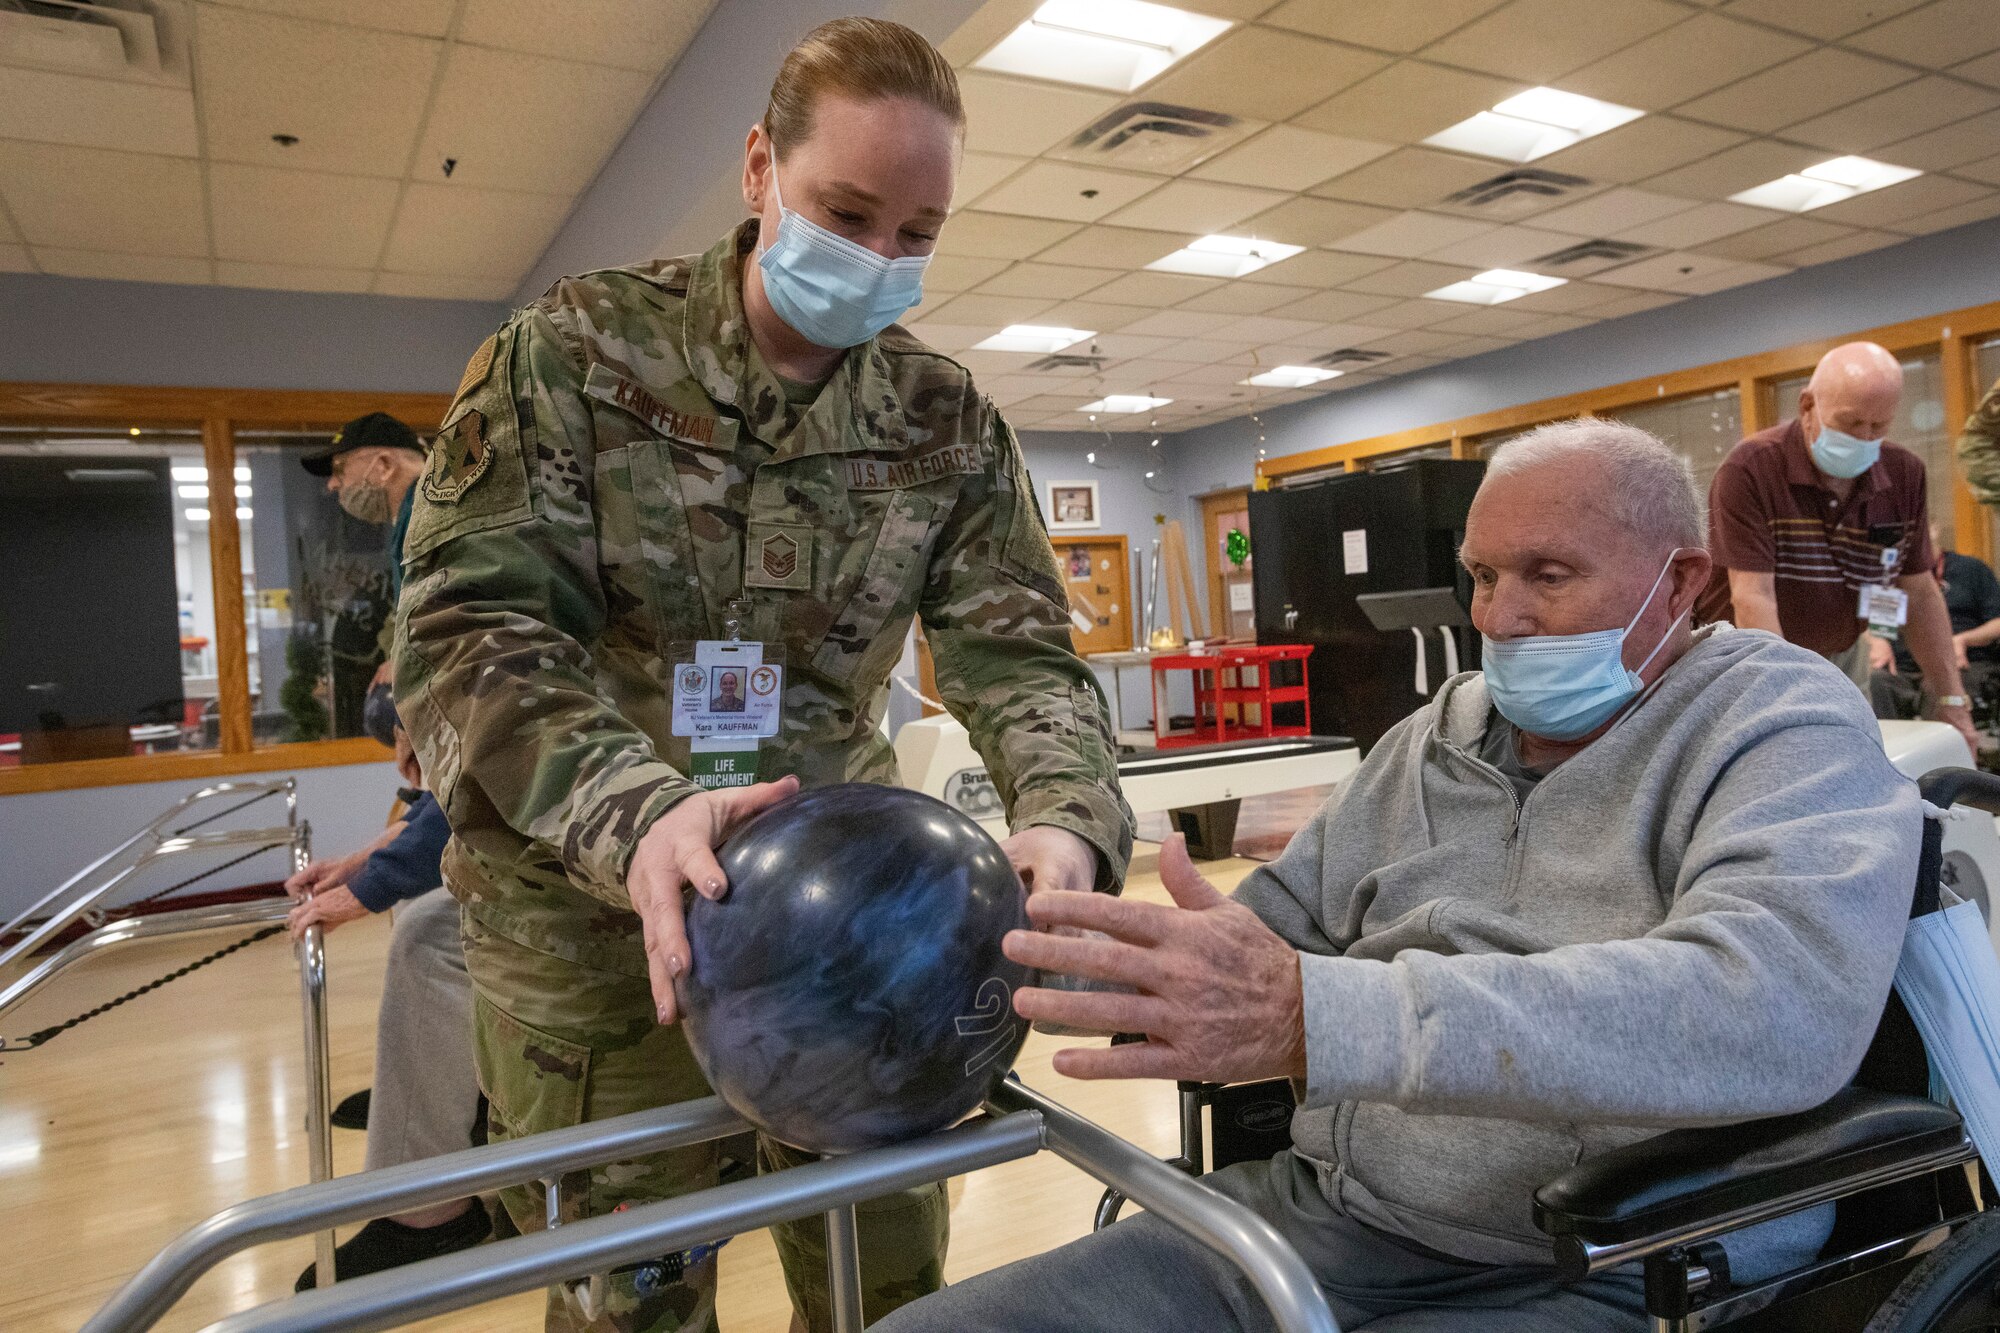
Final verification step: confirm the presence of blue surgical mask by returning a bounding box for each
[1809,424,1883,479]
[1480,551,1683,742]
[755,159,929,349]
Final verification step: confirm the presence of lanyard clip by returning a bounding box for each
[722,597,753,643]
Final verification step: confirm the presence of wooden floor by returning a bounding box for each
[0,793,1325,1332]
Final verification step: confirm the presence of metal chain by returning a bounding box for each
[8,924,287,1050]
[124,843,282,911]
[169,785,281,837]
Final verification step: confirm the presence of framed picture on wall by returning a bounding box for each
[1046,480,1100,531]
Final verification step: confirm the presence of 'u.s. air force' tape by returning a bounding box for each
[1894,889,2000,1173]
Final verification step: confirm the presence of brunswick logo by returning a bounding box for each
[762,532,799,580]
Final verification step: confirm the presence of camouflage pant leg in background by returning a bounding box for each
[462,916,947,1333]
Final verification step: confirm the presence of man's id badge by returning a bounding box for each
[672,641,783,741]
[1860,582,1909,636]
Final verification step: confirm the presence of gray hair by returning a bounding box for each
[1486,417,1706,551]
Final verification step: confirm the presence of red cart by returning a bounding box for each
[1148,644,1314,749]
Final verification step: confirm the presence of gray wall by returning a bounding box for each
[0,761,400,919]
[1170,215,2000,498]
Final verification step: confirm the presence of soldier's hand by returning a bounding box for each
[1001,825,1099,897]
[629,776,801,1025]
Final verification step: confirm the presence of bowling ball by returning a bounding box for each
[676,783,1032,1154]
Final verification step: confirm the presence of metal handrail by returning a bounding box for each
[90,1083,1340,1333]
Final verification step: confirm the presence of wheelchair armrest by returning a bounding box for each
[1532,1088,1966,1282]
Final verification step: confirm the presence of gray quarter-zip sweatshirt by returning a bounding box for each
[1234,625,1922,1266]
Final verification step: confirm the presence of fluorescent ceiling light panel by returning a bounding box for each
[185,508,210,522]
[1242,365,1343,388]
[1426,268,1567,305]
[973,324,1095,353]
[1423,86,1643,163]
[1147,233,1306,278]
[972,0,1231,93]
[1728,156,1923,213]
[1084,394,1173,413]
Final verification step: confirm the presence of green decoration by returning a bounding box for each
[1225,527,1250,567]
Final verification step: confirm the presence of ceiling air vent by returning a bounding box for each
[1024,352,1108,375]
[1310,348,1393,369]
[1436,168,1594,221]
[0,0,162,77]
[1055,102,1250,174]
[1530,238,1659,276]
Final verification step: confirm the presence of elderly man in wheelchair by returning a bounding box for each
[877,417,1998,1333]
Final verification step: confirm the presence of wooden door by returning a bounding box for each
[1056,536,1132,656]
[1200,488,1255,640]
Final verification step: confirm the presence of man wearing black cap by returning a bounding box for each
[302,412,428,688]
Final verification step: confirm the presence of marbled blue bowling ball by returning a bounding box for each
[677,783,1032,1154]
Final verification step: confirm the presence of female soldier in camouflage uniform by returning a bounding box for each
[394,17,1133,1333]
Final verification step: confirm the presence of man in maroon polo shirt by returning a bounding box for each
[1699,341,1977,752]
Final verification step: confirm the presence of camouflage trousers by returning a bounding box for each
[462,915,948,1332]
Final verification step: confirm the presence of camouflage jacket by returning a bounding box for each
[394,222,1133,975]
[1958,376,2000,507]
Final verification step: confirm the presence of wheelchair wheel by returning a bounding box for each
[1865,1212,2000,1331]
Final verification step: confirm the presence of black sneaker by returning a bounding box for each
[294,1198,490,1292]
[330,1089,371,1131]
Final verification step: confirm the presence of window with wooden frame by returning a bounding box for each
[0,386,447,796]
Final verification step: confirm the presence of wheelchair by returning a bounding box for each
[1097,767,2000,1332]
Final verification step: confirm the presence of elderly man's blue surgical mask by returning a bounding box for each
[756,158,929,349]
[1809,424,1884,479]
[1481,551,1685,742]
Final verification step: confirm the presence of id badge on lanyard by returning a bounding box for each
[1860,546,1909,641]
[671,598,784,790]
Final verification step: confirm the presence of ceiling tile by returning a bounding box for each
[1141,27,1390,122]
[1367,328,1465,355]
[1310,147,1498,209]
[1118,309,1242,337]
[1783,77,2000,154]
[1617,200,1780,246]
[1292,61,1527,144]
[1532,187,1701,235]
[973,162,1164,223]
[0,142,207,255]
[417,46,653,194]
[955,152,1030,209]
[215,260,375,292]
[1435,333,1519,356]
[1892,191,2000,233]
[1189,125,1396,192]
[1087,270,1227,305]
[1261,0,1511,52]
[380,183,571,277]
[208,163,399,267]
[1430,305,1549,336]
[1960,152,2000,186]
[913,292,1059,328]
[0,243,34,272]
[374,271,520,299]
[1506,279,1632,311]
[1212,314,1328,344]
[215,0,456,35]
[1585,288,1685,317]
[1341,259,1477,295]
[936,211,1083,260]
[1085,331,1182,358]
[0,66,199,158]
[1776,229,1908,264]
[1674,48,1916,134]
[1243,247,1399,287]
[1263,288,1403,322]
[922,254,1014,293]
[1642,138,1829,198]
[1558,13,1811,111]
[1695,216,1857,260]
[455,0,716,73]
[1717,0,1929,40]
[956,73,1120,157]
[1810,172,1991,226]
[1157,342,1259,369]
[1421,0,1689,83]
[973,262,1124,299]
[1955,49,2000,88]
[1102,180,1291,233]
[0,208,16,243]
[1176,282,1322,313]
[1029,225,1190,268]
[1846,0,2000,67]
[1236,197,1400,248]
[1325,295,1465,326]
[1330,210,1496,257]
[33,247,213,284]
[1879,110,2000,171]
[1534,116,1747,183]
[1513,312,1596,337]
[197,5,441,178]
[1422,224,1585,266]
[950,348,1041,378]
[1594,249,1764,291]
[900,322,993,351]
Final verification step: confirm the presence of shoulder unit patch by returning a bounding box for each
[423,409,493,504]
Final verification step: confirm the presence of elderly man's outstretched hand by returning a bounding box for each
[1004,833,1308,1085]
